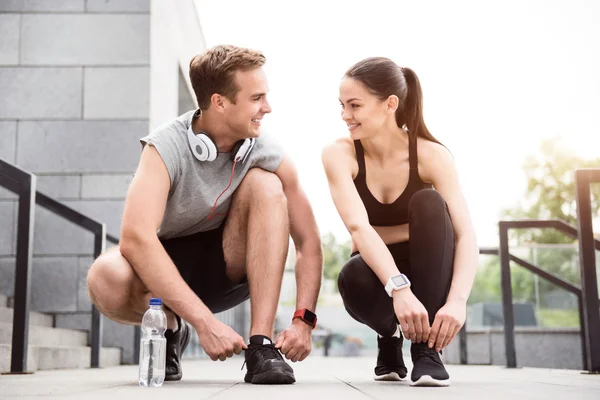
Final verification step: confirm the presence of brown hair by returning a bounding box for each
[189,44,266,110]
[345,57,443,146]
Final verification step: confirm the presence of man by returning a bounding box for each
[87,45,323,384]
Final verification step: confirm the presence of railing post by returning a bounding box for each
[10,174,36,374]
[499,222,517,368]
[575,169,600,373]
[133,326,141,364]
[577,294,589,369]
[459,321,468,365]
[90,224,106,368]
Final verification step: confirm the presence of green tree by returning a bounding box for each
[469,256,502,304]
[474,137,600,326]
[469,256,537,305]
[503,136,600,244]
[322,232,351,282]
[500,136,599,297]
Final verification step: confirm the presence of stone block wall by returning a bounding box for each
[0,0,153,364]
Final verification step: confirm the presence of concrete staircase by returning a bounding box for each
[0,294,122,373]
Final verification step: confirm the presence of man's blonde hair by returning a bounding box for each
[189,44,266,110]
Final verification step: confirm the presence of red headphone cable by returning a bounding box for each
[207,160,238,220]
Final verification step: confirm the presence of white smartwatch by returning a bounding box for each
[385,274,411,297]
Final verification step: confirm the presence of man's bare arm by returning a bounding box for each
[119,145,213,328]
[274,156,323,312]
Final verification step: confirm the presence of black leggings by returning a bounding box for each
[337,189,455,337]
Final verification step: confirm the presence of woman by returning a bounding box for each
[321,57,478,387]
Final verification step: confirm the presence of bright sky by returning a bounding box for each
[195,0,600,246]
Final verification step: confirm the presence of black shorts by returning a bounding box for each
[159,224,249,314]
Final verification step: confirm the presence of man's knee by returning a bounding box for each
[87,248,138,313]
[238,168,286,206]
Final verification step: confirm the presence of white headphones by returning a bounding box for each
[187,110,256,163]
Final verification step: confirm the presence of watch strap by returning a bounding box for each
[293,308,317,328]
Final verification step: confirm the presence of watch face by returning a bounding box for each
[392,275,408,287]
[303,310,317,324]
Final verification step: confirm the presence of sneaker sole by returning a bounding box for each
[245,367,296,385]
[410,375,450,387]
[374,372,407,381]
[164,322,192,382]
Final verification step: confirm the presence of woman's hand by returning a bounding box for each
[428,300,466,352]
[392,289,430,343]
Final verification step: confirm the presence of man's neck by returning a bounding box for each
[192,111,238,153]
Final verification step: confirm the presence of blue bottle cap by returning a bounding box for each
[149,298,162,306]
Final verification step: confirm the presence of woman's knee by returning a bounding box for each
[87,248,139,313]
[338,255,396,335]
[408,189,448,222]
[337,254,378,300]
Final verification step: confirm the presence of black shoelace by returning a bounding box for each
[241,344,283,370]
[412,344,442,363]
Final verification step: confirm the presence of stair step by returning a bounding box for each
[0,344,121,373]
[0,322,87,346]
[0,306,54,327]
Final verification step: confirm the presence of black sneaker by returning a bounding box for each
[374,335,408,381]
[164,316,191,381]
[410,342,450,387]
[243,335,295,384]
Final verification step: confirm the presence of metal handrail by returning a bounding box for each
[0,157,120,373]
[497,215,600,372]
[466,229,599,370]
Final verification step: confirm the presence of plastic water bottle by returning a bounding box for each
[138,298,167,387]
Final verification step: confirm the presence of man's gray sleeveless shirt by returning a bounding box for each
[140,110,284,239]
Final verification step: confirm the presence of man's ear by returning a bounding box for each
[210,93,226,113]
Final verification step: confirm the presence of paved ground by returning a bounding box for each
[2,357,600,399]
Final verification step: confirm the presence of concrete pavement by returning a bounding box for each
[2,356,600,399]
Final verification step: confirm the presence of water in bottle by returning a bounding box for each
[138,297,167,387]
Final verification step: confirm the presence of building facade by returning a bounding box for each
[0,0,213,365]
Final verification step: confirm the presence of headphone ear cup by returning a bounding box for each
[197,133,217,161]
[187,125,217,161]
[231,138,256,163]
[231,140,244,162]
